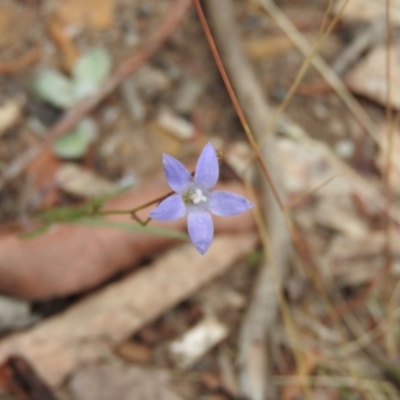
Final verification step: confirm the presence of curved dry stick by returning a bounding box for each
[0,0,192,190]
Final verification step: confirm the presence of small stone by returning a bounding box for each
[0,98,24,137]
[0,295,37,333]
[335,139,355,159]
[169,316,228,369]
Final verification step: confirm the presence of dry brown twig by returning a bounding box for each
[0,47,40,75]
[0,0,192,190]
[0,235,257,386]
[203,1,291,399]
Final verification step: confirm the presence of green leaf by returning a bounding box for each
[32,68,76,109]
[73,48,111,100]
[21,223,51,239]
[23,218,188,241]
[77,218,188,241]
[53,118,97,159]
[39,206,92,224]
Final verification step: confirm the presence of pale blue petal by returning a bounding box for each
[194,142,219,189]
[187,211,214,254]
[208,191,254,216]
[163,154,192,192]
[149,194,186,221]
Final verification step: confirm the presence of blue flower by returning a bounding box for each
[149,142,254,254]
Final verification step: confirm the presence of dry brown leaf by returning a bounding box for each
[55,0,118,30]
[0,234,258,386]
[0,177,255,299]
[114,341,152,364]
[244,36,295,60]
[47,17,79,73]
[346,43,400,109]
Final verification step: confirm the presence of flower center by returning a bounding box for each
[190,188,207,204]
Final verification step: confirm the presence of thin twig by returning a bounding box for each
[201,1,291,399]
[0,46,40,74]
[383,0,397,358]
[0,0,192,190]
[193,0,284,212]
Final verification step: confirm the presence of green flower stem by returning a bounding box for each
[94,190,174,226]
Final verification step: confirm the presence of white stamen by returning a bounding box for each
[191,188,207,204]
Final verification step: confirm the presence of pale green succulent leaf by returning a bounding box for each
[73,48,111,100]
[52,118,98,159]
[32,68,76,109]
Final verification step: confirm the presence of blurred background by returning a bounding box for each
[0,0,399,399]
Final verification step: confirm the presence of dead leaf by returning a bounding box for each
[55,0,118,30]
[0,234,258,385]
[47,18,79,73]
[0,175,256,299]
[244,36,295,60]
[346,43,400,109]
[0,46,40,75]
[114,341,152,364]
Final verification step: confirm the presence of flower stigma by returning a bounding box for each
[182,187,208,205]
[191,188,207,204]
